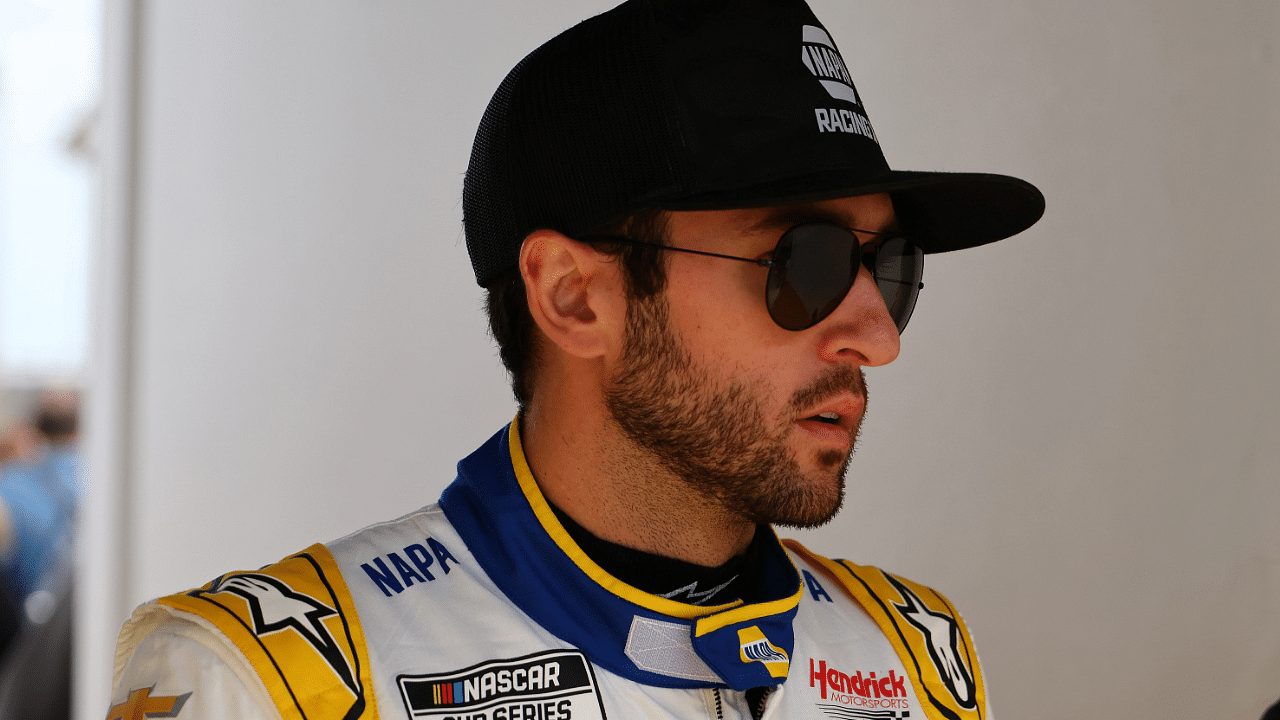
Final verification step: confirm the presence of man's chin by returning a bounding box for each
[768,495,844,529]
[756,470,847,529]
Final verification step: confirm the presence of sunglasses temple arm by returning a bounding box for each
[663,247,772,266]
[581,234,772,267]
[877,278,925,289]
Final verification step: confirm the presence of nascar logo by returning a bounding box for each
[398,650,606,720]
[430,681,464,706]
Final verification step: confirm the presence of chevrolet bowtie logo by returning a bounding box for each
[106,687,191,720]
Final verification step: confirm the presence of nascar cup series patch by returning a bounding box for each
[158,544,380,720]
[396,650,606,720]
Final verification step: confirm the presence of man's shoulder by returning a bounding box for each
[114,503,468,720]
[325,502,468,600]
[783,537,976,643]
[126,500,465,649]
[783,538,989,720]
[116,540,374,720]
[783,538,957,606]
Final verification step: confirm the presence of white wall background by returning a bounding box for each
[81,2,1280,720]
[0,0,96,377]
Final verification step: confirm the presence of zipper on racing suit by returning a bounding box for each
[710,688,773,720]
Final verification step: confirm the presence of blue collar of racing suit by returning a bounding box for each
[439,421,804,691]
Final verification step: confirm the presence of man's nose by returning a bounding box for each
[815,264,901,367]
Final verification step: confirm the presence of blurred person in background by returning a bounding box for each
[0,390,79,720]
[0,391,80,620]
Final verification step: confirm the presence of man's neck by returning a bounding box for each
[548,501,765,605]
[520,389,756,567]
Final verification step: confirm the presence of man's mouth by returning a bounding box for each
[791,366,867,436]
[795,392,865,436]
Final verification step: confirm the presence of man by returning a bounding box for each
[109,1,1043,719]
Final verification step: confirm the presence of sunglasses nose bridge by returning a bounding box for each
[859,244,878,275]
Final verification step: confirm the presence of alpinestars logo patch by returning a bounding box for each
[162,547,373,720]
[885,574,976,709]
[205,573,358,694]
[658,576,738,606]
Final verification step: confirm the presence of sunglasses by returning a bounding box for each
[582,223,924,333]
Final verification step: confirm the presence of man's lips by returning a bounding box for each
[796,394,865,435]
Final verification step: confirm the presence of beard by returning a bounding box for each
[604,291,867,529]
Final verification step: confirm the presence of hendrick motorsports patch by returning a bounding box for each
[398,650,607,720]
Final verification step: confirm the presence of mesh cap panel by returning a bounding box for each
[465,3,684,286]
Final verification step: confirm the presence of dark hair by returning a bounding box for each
[484,209,670,408]
[34,394,78,442]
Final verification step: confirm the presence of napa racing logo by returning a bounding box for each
[738,626,789,678]
[397,650,606,720]
[801,25,860,106]
[801,24,878,142]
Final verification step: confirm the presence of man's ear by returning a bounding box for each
[520,230,626,360]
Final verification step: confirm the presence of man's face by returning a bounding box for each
[605,193,901,528]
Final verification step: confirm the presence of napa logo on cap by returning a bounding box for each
[738,626,790,678]
[801,25,861,106]
[802,25,878,142]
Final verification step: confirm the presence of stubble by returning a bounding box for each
[604,292,867,528]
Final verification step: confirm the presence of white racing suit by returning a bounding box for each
[110,423,992,720]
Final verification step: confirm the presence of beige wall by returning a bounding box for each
[83,2,1280,719]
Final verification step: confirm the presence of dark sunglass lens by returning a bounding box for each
[766,224,857,331]
[867,236,924,333]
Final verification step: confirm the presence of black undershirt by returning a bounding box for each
[547,502,767,606]
[548,503,776,714]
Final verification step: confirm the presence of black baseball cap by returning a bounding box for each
[463,0,1045,287]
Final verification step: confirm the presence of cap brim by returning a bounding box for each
[659,170,1045,254]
